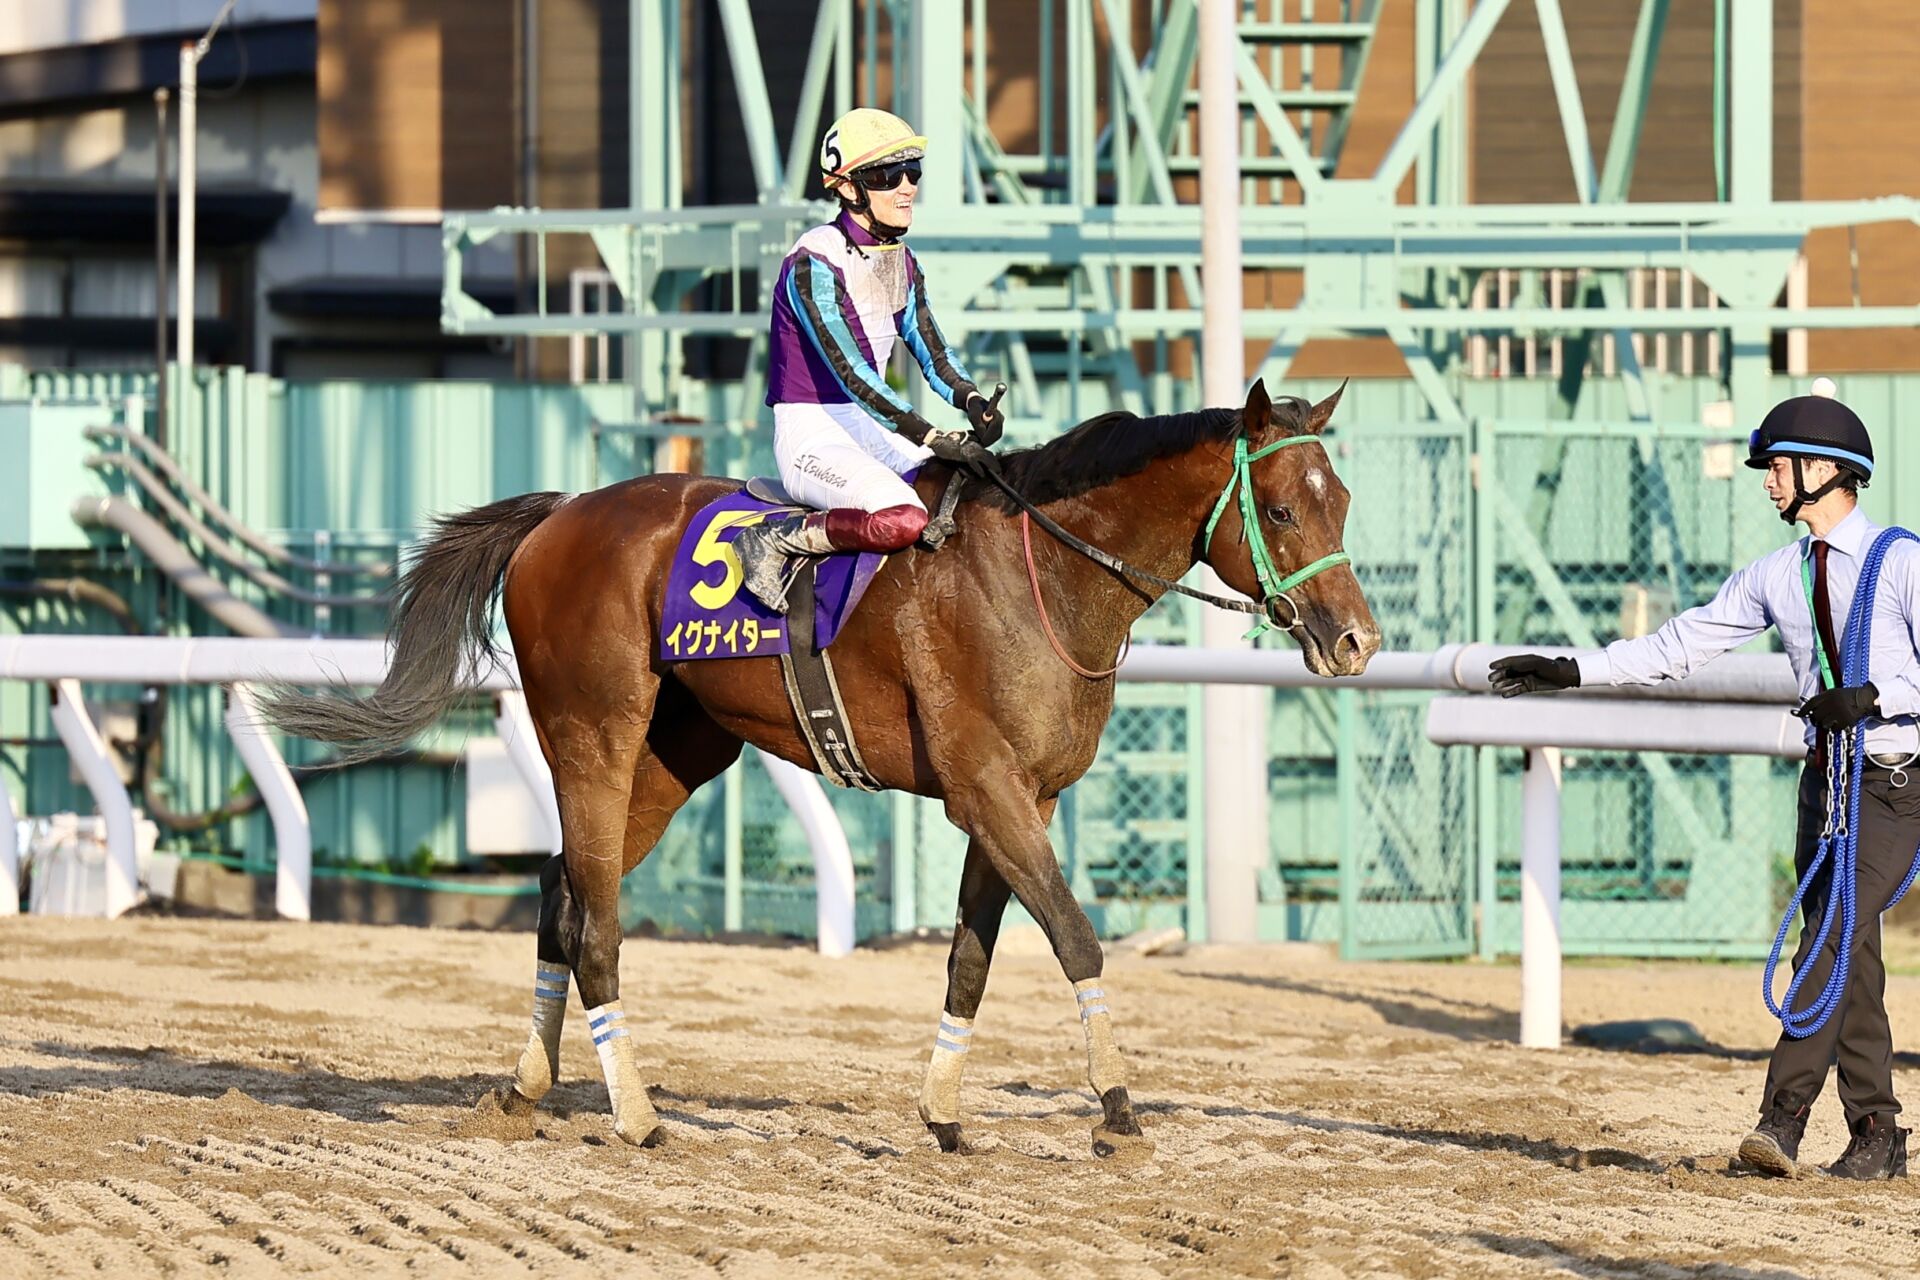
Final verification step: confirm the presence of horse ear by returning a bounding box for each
[1243,378,1272,432]
[1306,378,1348,435]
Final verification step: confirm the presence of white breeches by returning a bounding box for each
[773,401,931,514]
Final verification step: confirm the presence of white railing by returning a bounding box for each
[0,636,858,957]
[4,636,1807,1007]
[1113,641,1801,1053]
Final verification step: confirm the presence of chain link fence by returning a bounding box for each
[1481,422,1793,957]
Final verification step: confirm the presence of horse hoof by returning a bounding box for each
[926,1121,974,1155]
[615,1121,666,1149]
[497,1088,540,1119]
[1091,1123,1153,1161]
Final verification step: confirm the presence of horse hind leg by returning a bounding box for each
[527,688,741,1147]
[504,853,577,1114]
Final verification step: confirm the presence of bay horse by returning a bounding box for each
[261,379,1380,1156]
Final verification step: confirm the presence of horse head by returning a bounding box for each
[1201,379,1381,677]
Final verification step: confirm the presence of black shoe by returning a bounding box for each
[1824,1114,1910,1181]
[1737,1092,1811,1178]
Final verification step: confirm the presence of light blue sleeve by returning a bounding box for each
[1579,555,1775,687]
[897,254,975,411]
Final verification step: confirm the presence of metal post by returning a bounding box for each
[907,0,965,207]
[48,679,139,918]
[755,749,856,958]
[227,683,312,921]
[0,770,19,916]
[1520,746,1562,1049]
[1199,0,1264,944]
[176,41,196,373]
[1730,0,1772,206]
[891,792,917,934]
[492,691,564,859]
[154,88,169,449]
[724,761,744,932]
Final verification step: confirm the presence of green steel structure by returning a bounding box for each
[8,3,1920,957]
[1,366,1916,954]
[426,0,1920,957]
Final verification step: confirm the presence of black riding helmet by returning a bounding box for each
[1745,394,1874,523]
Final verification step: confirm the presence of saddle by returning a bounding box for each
[661,469,968,791]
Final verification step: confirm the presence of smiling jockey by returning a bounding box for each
[731,108,1002,614]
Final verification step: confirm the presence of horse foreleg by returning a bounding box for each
[947,781,1149,1159]
[918,837,1016,1154]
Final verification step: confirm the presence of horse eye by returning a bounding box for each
[1265,505,1295,525]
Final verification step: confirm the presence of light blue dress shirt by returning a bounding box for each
[1574,506,1920,756]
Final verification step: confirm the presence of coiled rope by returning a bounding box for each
[1763,526,1920,1038]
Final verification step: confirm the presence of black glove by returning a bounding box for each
[964,389,1003,447]
[1799,682,1880,732]
[1488,654,1581,698]
[894,413,939,447]
[923,429,996,475]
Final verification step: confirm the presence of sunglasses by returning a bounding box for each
[850,160,922,191]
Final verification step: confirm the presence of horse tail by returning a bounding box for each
[257,491,572,764]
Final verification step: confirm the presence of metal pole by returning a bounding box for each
[154,88,170,449]
[756,749,856,958]
[0,769,19,916]
[177,41,196,373]
[1198,0,1264,944]
[1520,746,1563,1049]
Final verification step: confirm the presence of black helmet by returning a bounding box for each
[1745,396,1873,479]
[1744,395,1872,523]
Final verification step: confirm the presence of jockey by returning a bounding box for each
[731,107,1002,614]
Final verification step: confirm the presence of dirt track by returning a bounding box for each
[2,917,1918,1277]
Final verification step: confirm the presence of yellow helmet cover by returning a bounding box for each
[819,108,928,179]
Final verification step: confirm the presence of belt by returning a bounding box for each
[1869,751,1918,769]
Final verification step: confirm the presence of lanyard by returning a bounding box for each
[1800,548,1837,691]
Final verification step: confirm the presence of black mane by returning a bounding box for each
[969,398,1309,512]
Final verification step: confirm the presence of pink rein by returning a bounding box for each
[1022,511,1131,680]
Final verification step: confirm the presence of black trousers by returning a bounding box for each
[1761,759,1920,1126]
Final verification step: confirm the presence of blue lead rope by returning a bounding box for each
[1763,526,1920,1039]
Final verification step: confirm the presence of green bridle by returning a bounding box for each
[1201,433,1352,639]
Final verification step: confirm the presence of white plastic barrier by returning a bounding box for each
[225,683,312,922]
[0,637,857,954]
[1425,694,1807,1049]
[0,782,19,918]
[47,679,140,917]
[757,749,858,958]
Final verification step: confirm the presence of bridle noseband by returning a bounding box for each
[1200,433,1352,638]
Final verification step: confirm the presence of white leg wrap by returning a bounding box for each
[916,1012,975,1126]
[512,960,570,1102]
[1074,978,1127,1098]
[586,1000,659,1143]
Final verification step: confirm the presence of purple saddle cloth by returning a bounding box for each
[659,487,888,662]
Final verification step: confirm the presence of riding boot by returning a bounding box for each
[733,512,836,615]
[1737,1089,1812,1177]
[1823,1114,1910,1180]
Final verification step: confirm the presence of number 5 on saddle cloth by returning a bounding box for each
[660,472,968,792]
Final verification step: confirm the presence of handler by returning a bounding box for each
[1490,390,1920,1180]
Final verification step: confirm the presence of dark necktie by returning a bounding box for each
[1812,540,1841,768]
